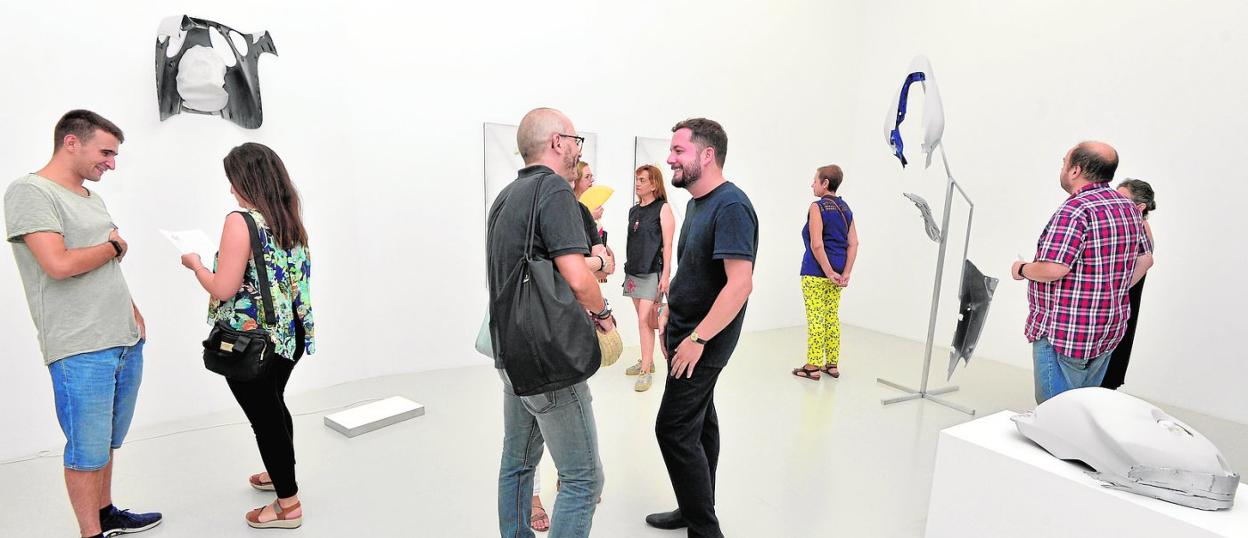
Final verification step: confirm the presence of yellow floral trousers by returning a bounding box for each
[802,275,842,367]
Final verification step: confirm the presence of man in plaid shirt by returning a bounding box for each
[1012,142,1153,404]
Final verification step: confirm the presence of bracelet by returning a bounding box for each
[108,240,123,258]
[596,255,605,271]
[1017,262,1028,280]
[592,298,613,320]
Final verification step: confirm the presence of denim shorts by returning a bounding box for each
[48,339,144,471]
[622,272,660,299]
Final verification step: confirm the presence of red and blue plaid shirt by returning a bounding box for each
[1025,182,1152,360]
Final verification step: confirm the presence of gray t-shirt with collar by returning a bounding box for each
[5,173,140,365]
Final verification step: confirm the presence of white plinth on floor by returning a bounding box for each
[324,396,425,437]
[925,410,1247,538]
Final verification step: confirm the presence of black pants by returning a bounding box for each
[227,349,300,498]
[655,365,724,538]
[1102,275,1145,389]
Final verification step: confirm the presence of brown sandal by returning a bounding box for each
[822,365,840,378]
[530,504,550,532]
[249,473,275,491]
[792,366,821,380]
[246,500,302,529]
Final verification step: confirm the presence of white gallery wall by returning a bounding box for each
[0,0,862,460]
[1,1,1245,462]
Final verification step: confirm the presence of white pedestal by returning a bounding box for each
[925,410,1248,538]
[324,396,424,438]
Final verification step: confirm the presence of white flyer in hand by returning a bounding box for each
[159,229,217,261]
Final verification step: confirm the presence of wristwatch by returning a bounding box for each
[689,331,707,345]
[592,299,613,320]
[108,240,123,258]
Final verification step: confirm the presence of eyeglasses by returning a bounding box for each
[558,133,585,148]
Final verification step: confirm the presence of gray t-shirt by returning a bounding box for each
[5,174,140,365]
[486,165,590,369]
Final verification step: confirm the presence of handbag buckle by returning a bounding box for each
[220,342,235,352]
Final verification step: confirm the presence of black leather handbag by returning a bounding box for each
[202,211,276,382]
[490,174,601,396]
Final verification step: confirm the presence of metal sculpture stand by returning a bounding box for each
[877,145,977,416]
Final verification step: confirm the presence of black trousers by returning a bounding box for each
[1102,275,1145,389]
[655,365,724,538]
[227,347,300,498]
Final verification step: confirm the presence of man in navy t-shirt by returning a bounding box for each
[645,118,757,537]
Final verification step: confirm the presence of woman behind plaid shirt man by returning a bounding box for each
[1011,142,1153,404]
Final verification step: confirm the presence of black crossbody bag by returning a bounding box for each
[202,211,276,382]
[490,174,601,396]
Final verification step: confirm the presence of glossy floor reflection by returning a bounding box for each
[1,325,1243,537]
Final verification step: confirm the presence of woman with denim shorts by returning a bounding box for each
[622,164,675,392]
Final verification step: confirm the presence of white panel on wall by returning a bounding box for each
[482,122,599,218]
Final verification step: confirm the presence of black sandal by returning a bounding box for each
[792,366,821,380]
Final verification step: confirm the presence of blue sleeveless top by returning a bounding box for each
[800,196,852,276]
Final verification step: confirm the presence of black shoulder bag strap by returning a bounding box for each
[237,211,276,328]
[523,174,547,261]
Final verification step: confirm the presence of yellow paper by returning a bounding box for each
[578,185,614,209]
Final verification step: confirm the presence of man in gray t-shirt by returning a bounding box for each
[486,108,616,537]
[4,110,161,538]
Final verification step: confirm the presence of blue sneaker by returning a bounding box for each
[100,505,162,536]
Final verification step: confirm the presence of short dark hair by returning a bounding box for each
[53,109,124,151]
[1117,178,1156,219]
[672,118,727,168]
[1068,143,1117,183]
[817,164,844,191]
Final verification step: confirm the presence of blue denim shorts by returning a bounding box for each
[48,340,144,471]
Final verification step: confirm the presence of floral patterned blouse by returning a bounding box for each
[208,210,315,361]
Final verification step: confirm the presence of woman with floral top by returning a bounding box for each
[179,142,315,530]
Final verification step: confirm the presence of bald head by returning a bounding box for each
[517,108,572,164]
[1066,141,1119,183]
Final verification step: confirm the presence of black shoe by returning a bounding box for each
[645,508,688,530]
[100,505,163,536]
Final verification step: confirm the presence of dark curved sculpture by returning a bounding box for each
[156,15,277,129]
[948,260,998,380]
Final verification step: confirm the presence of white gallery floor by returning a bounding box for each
[2,325,1245,537]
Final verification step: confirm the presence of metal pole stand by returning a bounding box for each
[877,145,976,416]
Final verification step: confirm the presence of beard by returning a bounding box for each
[562,150,580,180]
[671,159,702,189]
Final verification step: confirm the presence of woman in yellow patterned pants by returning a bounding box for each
[793,164,858,380]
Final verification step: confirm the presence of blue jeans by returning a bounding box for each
[497,369,603,538]
[1032,338,1111,404]
[48,339,144,470]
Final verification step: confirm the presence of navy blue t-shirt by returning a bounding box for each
[664,182,759,369]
